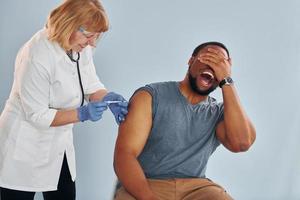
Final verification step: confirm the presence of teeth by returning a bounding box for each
[202,71,214,79]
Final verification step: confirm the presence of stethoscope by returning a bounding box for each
[66,51,85,106]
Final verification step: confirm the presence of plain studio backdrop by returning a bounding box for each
[0,0,300,199]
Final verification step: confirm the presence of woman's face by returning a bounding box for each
[69,27,100,52]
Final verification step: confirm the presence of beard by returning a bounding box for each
[188,70,217,96]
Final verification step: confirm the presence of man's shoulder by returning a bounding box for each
[142,81,177,90]
[131,81,176,101]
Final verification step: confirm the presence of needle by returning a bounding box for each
[105,100,123,104]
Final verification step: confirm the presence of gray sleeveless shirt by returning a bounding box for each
[137,81,224,179]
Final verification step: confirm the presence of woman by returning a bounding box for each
[0,0,128,199]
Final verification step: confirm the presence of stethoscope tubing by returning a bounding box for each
[67,52,85,106]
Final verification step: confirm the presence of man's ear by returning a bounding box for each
[188,56,195,66]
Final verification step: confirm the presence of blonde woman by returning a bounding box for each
[0,0,128,199]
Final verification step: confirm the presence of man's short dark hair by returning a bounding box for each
[192,42,230,58]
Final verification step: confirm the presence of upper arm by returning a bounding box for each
[216,121,230,149]
[88,89,107,102]
[114,90,153,157]
[84,50,105,94]
[17,57,57,129]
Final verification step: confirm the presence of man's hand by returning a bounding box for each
[199,47,232,82]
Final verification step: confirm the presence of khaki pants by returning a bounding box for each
[115,178,233,200]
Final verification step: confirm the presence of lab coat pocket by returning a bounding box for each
[13,121,54,165]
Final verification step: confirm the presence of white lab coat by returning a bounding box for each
[0,29,105,191]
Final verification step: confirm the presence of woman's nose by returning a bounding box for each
[88,39,96,47]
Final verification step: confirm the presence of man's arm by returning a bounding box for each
[114,90,158,200]
[199,47,256,152]
[216,85,256,152]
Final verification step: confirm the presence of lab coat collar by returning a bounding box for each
[40,28,73,65]
[41,28,91,66]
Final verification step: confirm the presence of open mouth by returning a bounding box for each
[199,71,215,87]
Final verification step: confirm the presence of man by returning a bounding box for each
[113,42,256,200]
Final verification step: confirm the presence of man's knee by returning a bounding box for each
[183,185,233,200]
[205,186,233,200]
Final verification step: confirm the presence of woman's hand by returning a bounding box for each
[77,101,108,122]
[102,92,128,124]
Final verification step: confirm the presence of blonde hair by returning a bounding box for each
[47,0,109,50]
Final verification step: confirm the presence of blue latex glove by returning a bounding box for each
[102,92,128,124]
[77,101,108,122]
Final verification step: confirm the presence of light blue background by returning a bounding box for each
[1,0,300,199]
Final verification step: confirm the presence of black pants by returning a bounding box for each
[0,155,76,200]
